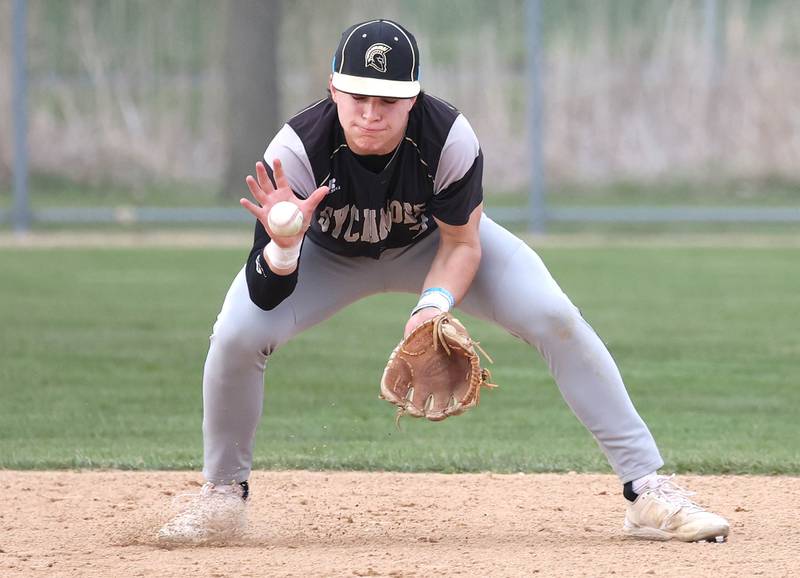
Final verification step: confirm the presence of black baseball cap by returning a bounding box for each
[331,19,421,99]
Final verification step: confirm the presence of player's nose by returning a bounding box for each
[361,98,382,121]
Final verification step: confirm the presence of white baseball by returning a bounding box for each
[267,201,304,236]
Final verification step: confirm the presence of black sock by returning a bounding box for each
[239,480,250,501]
[623,481,639,502]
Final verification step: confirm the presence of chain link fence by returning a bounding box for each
[2,0,799,226]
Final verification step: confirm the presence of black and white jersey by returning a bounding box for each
[244,93,483,310]
[262,93,483,259]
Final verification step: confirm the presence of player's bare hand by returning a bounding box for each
[404,307,442,338]
[240,158,329,248]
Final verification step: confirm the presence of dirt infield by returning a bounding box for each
[1,472,797,577]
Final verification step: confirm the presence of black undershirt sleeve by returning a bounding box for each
[244,220,300,311]
[243,160,300,311]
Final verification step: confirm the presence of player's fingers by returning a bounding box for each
[239,198,265,220]
[302,185,330,213]
[246,175,269,205]
[272,158,291,191]
[255,162,276,194]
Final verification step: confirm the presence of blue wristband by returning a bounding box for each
[421,287,455,308]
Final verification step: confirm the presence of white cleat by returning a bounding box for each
[623,475,730,542]
[157,482,248,545]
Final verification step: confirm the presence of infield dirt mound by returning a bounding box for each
[0,471,796,577]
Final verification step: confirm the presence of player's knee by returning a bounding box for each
[523,295,582,342]
[210,318,280,359]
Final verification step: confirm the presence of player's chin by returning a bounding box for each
[352,136,392,155]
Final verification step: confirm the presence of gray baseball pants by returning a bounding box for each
[202,216,664,484]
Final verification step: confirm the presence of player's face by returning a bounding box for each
[330,84,417,155]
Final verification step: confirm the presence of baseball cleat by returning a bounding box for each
[623,475,730,542]
[157,481,248,545]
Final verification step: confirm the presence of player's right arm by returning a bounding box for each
[241,157,328,311]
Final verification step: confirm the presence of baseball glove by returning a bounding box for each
[380,312,497,423]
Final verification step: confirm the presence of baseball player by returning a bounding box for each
[159,19,729,544]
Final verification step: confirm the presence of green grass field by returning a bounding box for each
[1,242,798,474]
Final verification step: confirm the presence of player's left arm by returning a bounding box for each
[403,203,482,337]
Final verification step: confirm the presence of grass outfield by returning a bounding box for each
[1,243,798,474]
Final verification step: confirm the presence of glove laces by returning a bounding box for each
[433,315,494,364]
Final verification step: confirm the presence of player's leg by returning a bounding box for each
[458,217,727,542]
[202,240,385,486]
[461,216,664,480]
[160,241,387,543]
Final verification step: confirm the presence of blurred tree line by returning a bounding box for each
[1,0,799,202]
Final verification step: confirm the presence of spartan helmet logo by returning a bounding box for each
[365,43,392,73]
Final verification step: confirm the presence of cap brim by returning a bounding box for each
[332,72,420,98]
